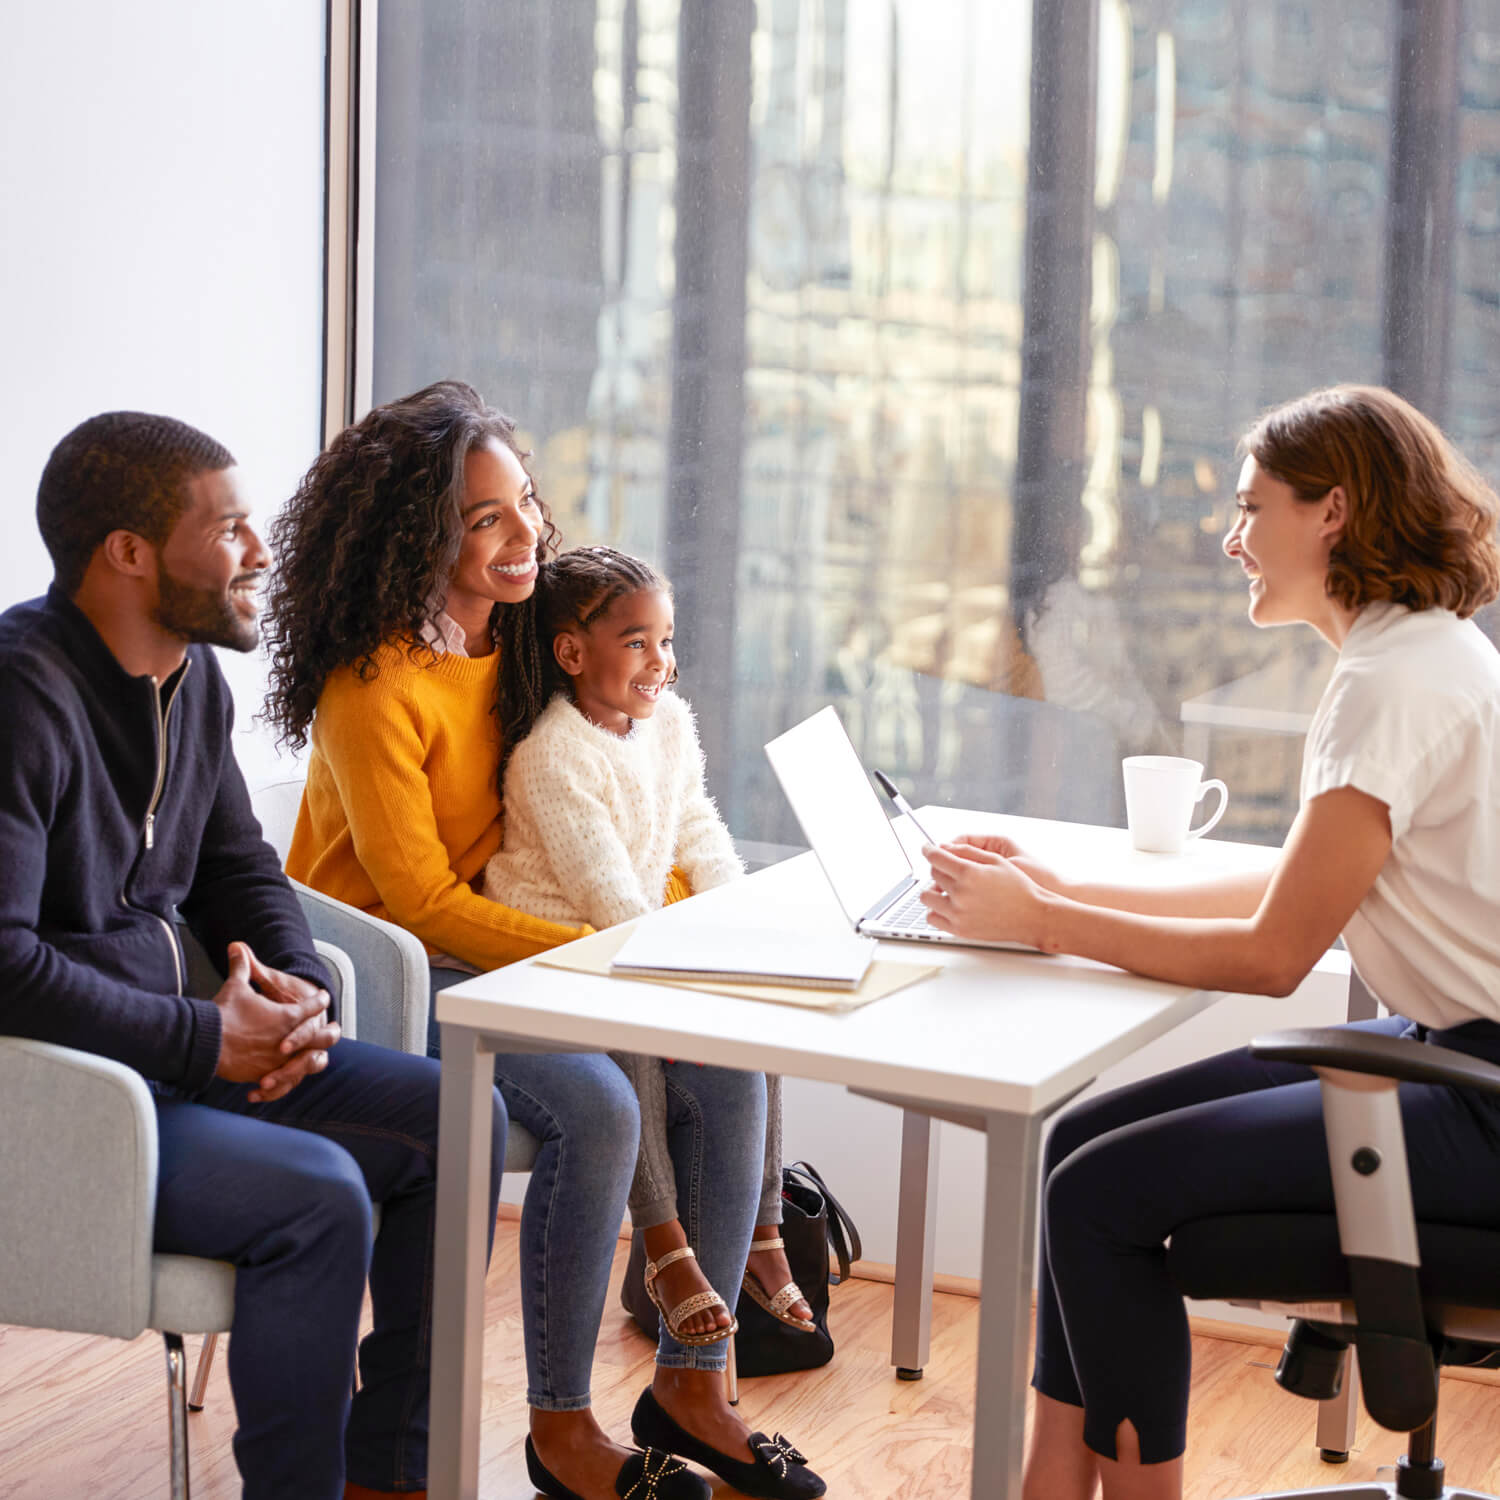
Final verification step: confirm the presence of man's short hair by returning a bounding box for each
[37,412,237,594]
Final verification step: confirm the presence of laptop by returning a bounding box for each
[764,705,1037,952]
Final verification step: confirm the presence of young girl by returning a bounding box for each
[921,385,1500,1500]
[484,545,820,1353]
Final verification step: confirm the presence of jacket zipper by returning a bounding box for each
[123,663,192,996]
[143,662,189,849]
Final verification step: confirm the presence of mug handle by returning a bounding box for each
[1187,779,1228,841]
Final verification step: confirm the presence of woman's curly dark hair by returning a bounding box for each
[261,380,560,751]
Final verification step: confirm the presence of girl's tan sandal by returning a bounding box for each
[742,1236,817,1332]
[644,1245,738,1346]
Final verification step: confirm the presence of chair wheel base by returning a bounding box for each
[1318,1448,1350,1464]
[896,1366,924,1381]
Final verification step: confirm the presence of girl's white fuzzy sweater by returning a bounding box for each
[482,688,743,928]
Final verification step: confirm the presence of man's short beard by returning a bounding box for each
[153,569,259,652]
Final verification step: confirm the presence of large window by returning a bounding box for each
[372,0,1500,850]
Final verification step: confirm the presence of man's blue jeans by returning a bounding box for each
[153,1037,505,1498]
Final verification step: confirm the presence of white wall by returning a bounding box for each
[0,1,327,785]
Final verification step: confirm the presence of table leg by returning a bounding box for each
[1345,970,1378,1023]
[891,1108,941,1378]
[430,1025,498,1500]
[1315,1349,1360,1461]
[971,1109,1045,1500]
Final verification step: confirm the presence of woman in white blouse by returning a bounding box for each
[920,385,1500,1500]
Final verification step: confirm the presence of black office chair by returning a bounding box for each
[1168,1026,1500,1500]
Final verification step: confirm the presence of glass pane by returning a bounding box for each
[374,0,1500,853]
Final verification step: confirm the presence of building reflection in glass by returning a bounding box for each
[373,0,1500,853]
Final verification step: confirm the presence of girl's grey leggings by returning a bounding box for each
[611,1054,783,1229]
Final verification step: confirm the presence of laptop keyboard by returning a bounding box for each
[879,889,940,934]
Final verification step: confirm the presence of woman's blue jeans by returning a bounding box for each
[430,968,766,1390]
[430,967,641,1409]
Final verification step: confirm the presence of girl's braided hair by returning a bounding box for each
[495,545,674,787]
[261,380,560,751]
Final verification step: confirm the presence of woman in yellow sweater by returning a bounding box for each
[262,383,820,1500]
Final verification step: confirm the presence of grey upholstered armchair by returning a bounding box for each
[0,934,354,1500]
[0,778,542,1495]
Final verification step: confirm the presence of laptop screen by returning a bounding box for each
[764,706,914,925]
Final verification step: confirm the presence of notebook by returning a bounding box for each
[609,921,877,990]
[539,924,936,1012]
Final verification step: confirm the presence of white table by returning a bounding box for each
[429,810,1282,1500]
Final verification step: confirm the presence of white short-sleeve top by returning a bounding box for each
[1301,601,1500,1027]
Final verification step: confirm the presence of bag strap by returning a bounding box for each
[785,1160,863,1282]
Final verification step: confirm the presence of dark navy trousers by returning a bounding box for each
[153,1037,505,1498]
[1032,1015,1500,1463]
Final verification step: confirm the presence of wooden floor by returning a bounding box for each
[2,1218,1498,1499]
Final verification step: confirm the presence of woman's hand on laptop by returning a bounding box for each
[944,833,1066,896]
[920,840,1044,945]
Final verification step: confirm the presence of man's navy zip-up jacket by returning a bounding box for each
[0,586,327,1093]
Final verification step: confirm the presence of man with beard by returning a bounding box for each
[0,411,504,1500]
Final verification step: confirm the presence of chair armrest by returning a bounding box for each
[1249,1025,1470,1432]
[1251,1026,1500,1098]
[0,1038,157,1339]
[314,939,358,1041]
[291,880,430,1056]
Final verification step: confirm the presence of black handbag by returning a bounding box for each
[620,1160,862,1378]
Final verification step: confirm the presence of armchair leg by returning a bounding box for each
[188,1332,217,1413]
[164,1332,192,1500]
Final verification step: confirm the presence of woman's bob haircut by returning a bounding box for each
[1240,384,1500,619]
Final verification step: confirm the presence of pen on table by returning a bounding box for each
[872,769,940,850]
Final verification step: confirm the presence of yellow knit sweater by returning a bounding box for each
[286,642,587,970]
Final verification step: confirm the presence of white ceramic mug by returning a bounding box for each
[1121,756,1229,854]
